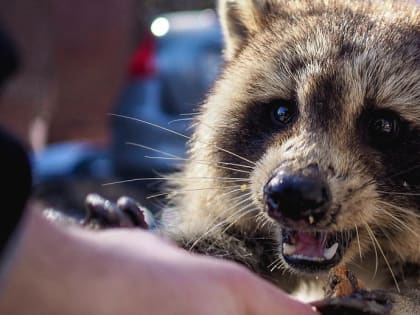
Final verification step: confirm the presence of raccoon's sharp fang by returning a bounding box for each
[287,254,326,262]
[308,215,315,224]
[282,241,339,261]
[282,231,341,262]
[323,242,339,260]
[283,243,297,256]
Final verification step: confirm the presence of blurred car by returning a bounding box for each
[32,10,223,212]
[34,9,223,183]
[111,9,223,177]
[33,142,111,183]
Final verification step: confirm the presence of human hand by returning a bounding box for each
[0,209,318,315]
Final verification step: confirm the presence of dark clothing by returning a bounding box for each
[0,128,32,261]
[0,27,28,261]
[0,28,19,86]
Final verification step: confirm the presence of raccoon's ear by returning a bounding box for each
[218,0,276,59]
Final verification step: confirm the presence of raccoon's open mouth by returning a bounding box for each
[281,229,354,272]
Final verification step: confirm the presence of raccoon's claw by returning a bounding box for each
[312,290,393,315]
[84,194,149,229]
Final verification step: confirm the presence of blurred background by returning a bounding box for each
[0,0,223,217]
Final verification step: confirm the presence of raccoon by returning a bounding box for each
[160,0,420,314]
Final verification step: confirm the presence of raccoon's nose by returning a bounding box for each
[263,170,330,225]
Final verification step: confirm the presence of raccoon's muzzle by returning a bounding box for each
[263,164,354,272]
[263,164,331,227]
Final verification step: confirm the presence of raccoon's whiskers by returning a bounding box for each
[176,186,244,216]
[272,262,283,272]
[103,176,249,186]
[169,117,228,131]
[377,199,420,220]
[126,142,179,158]
[255,212,272,231]
[201,192,255,236]
[377,226,405,261]
[127,142,254,173]
[193,188,251,220]
[255,217,266,231]
[365,224,400,292]
[377,190,420,197]
[207,144,256,167]
[145,156,254,171]
[160,186,241,209]
[167,117,196,125]
[376,202,419,237]
[227,191,253,205]
[346,230,351,248]
[178,187,245,225]
[219,187,245,199]
[188,205,251,251]
[268,257,281,269]
[269,257,283,272]
[354,224,363,261]
[111,113,256,167]
[188,193,253,250]
[144,156,252,175]
[179,112,200,116]
[364,223,379,279]
[220,193,253,218]
[382,211,417,236]
[220,204,258,235]
[146,185,239,200]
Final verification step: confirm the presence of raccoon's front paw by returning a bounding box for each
[84,194,149,229]
[312,290,393,315]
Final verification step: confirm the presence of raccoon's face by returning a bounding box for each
[194,0,420,275]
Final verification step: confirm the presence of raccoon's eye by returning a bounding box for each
[271,101,296,126]
[368,111,400,143]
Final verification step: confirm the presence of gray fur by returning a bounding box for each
[162,1,420,313]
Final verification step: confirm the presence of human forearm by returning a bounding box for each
[0,207,318,315]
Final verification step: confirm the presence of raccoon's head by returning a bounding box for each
[190,0,420,275]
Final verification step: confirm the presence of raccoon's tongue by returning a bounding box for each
[283,231,339,261]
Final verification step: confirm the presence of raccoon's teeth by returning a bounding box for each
[283,243,297,256]
[308,215,315,224]
[290,255,325,262]
[323,242,339,260]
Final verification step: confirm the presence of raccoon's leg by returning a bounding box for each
[43,194,150,229]
[83,194,149,229]
[364,263,420,315]
[314,261,420,315]
[388,289,420,315]
[174,230,260,270]
[314,289,420,315]
[313,290,392,315]
[165,227,299,291]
